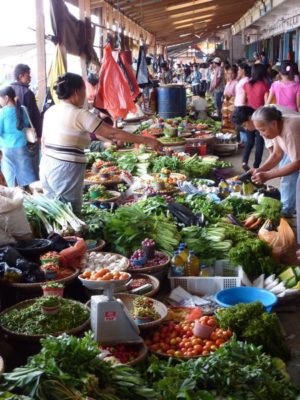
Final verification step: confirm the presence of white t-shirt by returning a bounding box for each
[43,102,102,163]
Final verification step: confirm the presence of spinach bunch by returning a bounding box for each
[150,156,182,173]
[216,302,291,360]
[228,238,277,280]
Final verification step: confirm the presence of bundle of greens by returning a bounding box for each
[216,302,291,360]
[150,156,182,173]
[135,196,170,216]
[181,155,214,178]
[0,297,89,336]
[144,340,297,400]
[80,204,110,240]
[228,237,277,280]
[214,222,255,245]
[24,195,87,237]
[104,204,180,256]
[251,197,282,226]
[116,152,139,174]
[177,194,224,223]
[1,333,155,400]
[223,196,258,221]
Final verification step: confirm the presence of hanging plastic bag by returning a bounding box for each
[118,51,140,100]
[258,218,296,260]
[94,44,136,119]
[48,44,67,104]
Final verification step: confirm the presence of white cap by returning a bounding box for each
[212,57,221,64]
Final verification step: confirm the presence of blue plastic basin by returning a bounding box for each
[215,286,278,312]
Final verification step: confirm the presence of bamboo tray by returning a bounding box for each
[0,299,90,343]
[1,268,79,290]
[87,239,106,253]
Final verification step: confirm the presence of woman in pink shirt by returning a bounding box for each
[234,63,251,107]
[222,65,238,129]
[265,60,300,218]
[266,61,300,112]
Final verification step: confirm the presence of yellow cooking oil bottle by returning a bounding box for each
[185,250,200,276]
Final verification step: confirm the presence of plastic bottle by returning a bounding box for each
[185,250,200,276]
[200,264,213,277]
[171,251,184,277]
[218,179,228,191]
[178,243,189,264]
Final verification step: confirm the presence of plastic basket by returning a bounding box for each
[168,275,241,296]
[214,259,239,277]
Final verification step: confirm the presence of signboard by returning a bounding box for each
[261,14,300,39]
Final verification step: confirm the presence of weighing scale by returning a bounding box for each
[82,279,143,345]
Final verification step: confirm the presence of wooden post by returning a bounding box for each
[35,0,47,110]
[79,0,90,81]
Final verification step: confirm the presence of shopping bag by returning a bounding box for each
[94,44,136,119]
[258,218,296,260]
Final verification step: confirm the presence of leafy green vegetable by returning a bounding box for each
[181,156,214,178]
[1,333,156,400]
[177,194,224,223]
[228,238,277,280]
[151,156,182,173]
[252,197,282,225]
[80,204,110,240]
[144,339,297,400]
[116,152,139,174]
[216,302,291,360]
[223,197,257,220]
[0,298,89,335]
[104,204,180,256]
[136,196,170,216]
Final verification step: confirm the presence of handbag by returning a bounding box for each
[22,106,37,144]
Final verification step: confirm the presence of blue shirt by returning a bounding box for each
[191,70,202,85]
[0,106,29,148]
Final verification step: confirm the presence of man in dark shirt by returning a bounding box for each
[11,64,42,179]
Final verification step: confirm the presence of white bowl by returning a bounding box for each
[78,273,131,291]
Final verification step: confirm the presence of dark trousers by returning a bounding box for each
[192,84,201,95]
[242,130,265,168]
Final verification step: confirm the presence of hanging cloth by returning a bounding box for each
[94,44,136,119]
[136,45,150,88]
[118,51,140,100]
[48,44,66,104]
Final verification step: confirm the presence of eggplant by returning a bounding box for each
[227,214,243,226]
[167,203,197,226]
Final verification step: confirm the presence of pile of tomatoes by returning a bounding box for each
[144,316,232,358]
[99,344,140,364]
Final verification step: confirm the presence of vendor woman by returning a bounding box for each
[41,73,161,214]
[250,106,300,243]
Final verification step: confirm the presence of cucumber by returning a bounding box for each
[285,276,297,289]
[294,266,300,281]
[278,267,295,283]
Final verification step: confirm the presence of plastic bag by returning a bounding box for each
[94,44,136,119]
[258,218,296,260]
[59,236,87,269]
[136,45,150,88]
[0,186,32,246]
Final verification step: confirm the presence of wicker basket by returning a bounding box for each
[0,299,90,343]
[125,342,148,366]
[2,268,79,290]
[125,274,160,297]
[127,252,170,274]
[115,293,168,330]
[87,239,106,253]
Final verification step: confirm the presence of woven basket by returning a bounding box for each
[115,294,168,330]
[127,252,170,274]
[125,274,160,298]
[0,299,90,343]
[87,239,106,253]
[125,342,148,366]
[2,268,79,290]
